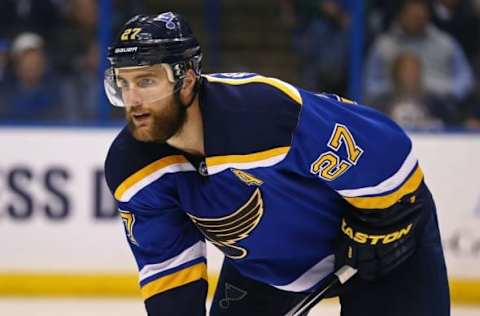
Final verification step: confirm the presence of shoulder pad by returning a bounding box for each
[104,127,189,202]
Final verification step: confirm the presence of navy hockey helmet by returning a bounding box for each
[104,12,202,107]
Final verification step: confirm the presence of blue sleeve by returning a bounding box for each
[117,187,208,309]
[105,145,207,311]
[291,92,424,211]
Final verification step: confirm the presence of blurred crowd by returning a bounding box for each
[0,0,145,123]
[0,0,479,130]
[283,0,480,129]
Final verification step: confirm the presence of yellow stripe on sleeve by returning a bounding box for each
[344,166,424,209]
[206,146,290,167]
[114,155,189,201]
[140,262,208,300]
[204,75,303,105]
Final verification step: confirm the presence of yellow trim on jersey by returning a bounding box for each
[140,262,208,300]
[204,75,303,105]
[206,146,290,167]
[344,166,424,209]
[114,155,189,200]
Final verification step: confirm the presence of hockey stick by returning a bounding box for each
[284,265,357,316]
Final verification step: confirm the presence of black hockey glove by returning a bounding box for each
[334,184,431,280]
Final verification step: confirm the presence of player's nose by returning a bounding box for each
[123,88,143,107]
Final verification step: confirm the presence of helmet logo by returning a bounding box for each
[153,12,177,30]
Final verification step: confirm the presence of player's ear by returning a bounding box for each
[181,69,196,93]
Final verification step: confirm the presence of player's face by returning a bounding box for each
[116,65,187,143]
[399,3,429,35]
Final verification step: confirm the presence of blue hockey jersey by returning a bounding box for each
[104,73,424,301]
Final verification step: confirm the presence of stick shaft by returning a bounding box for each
[285,266,357,316]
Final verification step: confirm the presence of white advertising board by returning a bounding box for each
[0,127,135,272]
[0,128,479,280]
[411,134,480,278]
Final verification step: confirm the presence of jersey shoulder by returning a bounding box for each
[203,72,303,106]
[200,73,303,156]
[104,126,187,202]
[292,91,419,209]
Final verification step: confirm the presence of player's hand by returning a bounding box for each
[334,186,430,280]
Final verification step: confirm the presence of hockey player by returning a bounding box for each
[103,12,450,316]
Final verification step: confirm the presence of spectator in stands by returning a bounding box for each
[0,32,62,121]
[281,0,350,94]
[429,0,480,129]
[430,0,479,51]
[367,52,457,129]
[60,40,99,122]
[51,0,97,75]
[364,0,474,105]
[429,0,480,73]
[0,0,62,40]
[365,1,405,38]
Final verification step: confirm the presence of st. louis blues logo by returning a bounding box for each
[153,12,177,30]
[187,188,264,259]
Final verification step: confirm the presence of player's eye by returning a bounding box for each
[116,78,129,89]
[137,77,156,88]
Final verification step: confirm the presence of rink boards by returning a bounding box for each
[0,127,479,303]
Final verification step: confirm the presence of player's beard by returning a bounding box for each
[126,95,187,143]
